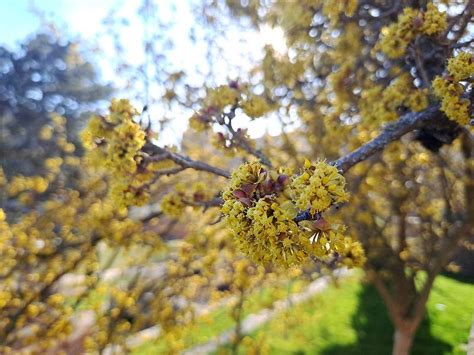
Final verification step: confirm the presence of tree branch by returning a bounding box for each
[144,144,231,178]
[145,106,442,219]
[294,105,442,222]
[333,105,440,173]
[183,196,224,209]
[223,106,273,167]
[166,150,230,178]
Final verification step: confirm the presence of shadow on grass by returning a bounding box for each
[321,284,452,355]
[441,271,474,285]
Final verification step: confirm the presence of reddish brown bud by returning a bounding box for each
[217,132,226,142]
[193,192,205,201]
[261,178,274,194]
[206,105,219,115]
[311,218,331,232]
[229,80,239,90]
[240,183,256,197]
[277,174,289,186]
[238,197,252,207]
[233,189,248,199]
[412,16,423,29]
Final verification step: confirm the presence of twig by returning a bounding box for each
[182,196,224,210]
[446,0,474,43]
[378,0,401,18]
[165,150,230,178]
[224,110,273,167]
[451,38,474,49]
[144,144,230,178]
[411,37,430,88]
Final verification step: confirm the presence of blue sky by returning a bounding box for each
[0,0,118,48]
[0,0,288,144]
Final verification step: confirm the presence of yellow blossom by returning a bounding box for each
[447,51,474,81]
[241,95,271,118]
[421,3,447,36]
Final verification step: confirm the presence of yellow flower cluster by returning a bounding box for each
[46,115,76,157]
[432,77,471,125]
[244,198,309,266]
[7,175,49,196]
[4,114,81,205]
[84,286,139,352]
[230,258,265,290]
[83,200,158,247]
[241,95,271,119]
[189,112,209,132]
[81,99,151,207]
[81,99,145,174]
[0,159,166,345]
[39,125,54,140]
[447,51,474,82]
[422,3,448,36]
[291,160,348,215]
[221,161,362,268]
[108,175,151,208]
[378,4,446,58]
[378,8,419,58]
[206,85,240,110]
[322,0,358,24]
[221,162,309,267]
[359,74,428,126]
[301,220,364,267]
[341,237,367,267]
[299,219,346,257]
[161,182,211,218]
[161,192,186,218]
[44,157,63,174]
[190,85,272,134]
[432,52,472,125]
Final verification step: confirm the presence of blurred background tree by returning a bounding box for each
[0,31,112,175]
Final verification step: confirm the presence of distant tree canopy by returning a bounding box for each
[0,32,112,174]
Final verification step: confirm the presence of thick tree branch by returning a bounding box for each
[333,105,440,173]
[294,105,442,222]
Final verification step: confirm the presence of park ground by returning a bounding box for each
[134,272,474,354]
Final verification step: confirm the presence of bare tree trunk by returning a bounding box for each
[393,325,416,355]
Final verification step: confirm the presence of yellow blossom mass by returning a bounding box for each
[221,161,362,268]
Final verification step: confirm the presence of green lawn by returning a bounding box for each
[217,273,474,355]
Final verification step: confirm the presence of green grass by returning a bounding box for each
[217,273,474,355]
